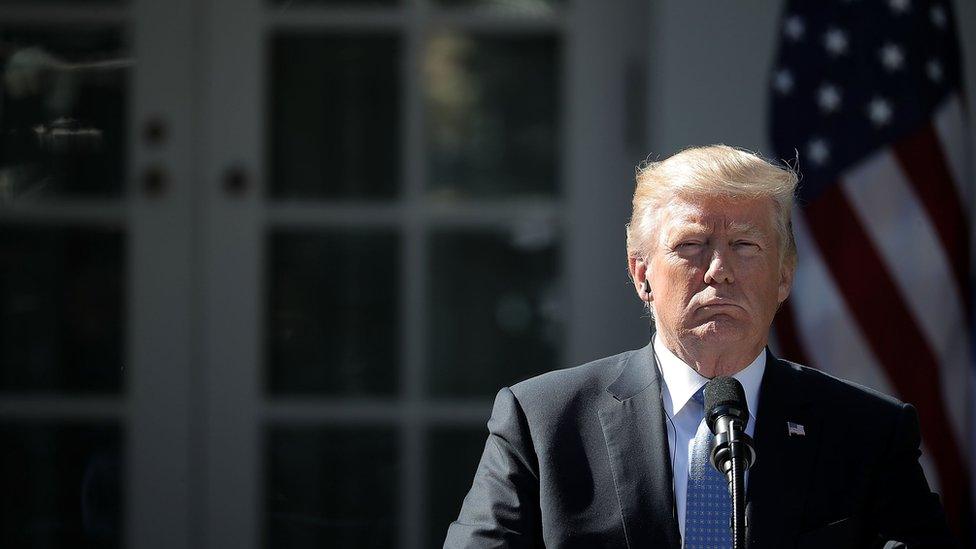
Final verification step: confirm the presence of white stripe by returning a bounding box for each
[788,212,942,493]
[933,94,971,212]
[841,151,969,448]
[919,443,942,498]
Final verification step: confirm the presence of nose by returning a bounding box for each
[703,249,734,285]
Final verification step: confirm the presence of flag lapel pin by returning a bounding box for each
[787,421,806,437]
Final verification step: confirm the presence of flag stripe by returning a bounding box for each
[891,124,971,301]
[841,152,971,444]
[804,182,969,529]
[933,95,971,211]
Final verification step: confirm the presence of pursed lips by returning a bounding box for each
[695,300,742,312]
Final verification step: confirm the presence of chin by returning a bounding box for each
[690,318,747,343]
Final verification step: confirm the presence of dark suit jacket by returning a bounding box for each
[444,342,955,548]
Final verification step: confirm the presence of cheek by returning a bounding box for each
[742,263,785,302]
[655,265,703,305]
[654,262,695,288]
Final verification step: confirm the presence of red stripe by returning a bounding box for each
[891,125,971,312]
[773,299,812,367]
[803,184,971,537]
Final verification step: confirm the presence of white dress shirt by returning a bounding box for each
[652,333,765,543]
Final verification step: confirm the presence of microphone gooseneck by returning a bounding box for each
[703,377,756,549]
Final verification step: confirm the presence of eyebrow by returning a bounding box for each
[727,221,765,238]
[661,221,708,242]
[662,220,767,245]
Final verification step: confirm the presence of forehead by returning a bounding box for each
[658,195,775,233]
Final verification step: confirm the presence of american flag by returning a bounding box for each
[768,0,973,539]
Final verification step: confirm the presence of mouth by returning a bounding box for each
[695,300,742,312]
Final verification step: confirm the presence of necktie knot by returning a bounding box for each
[692,385,706,406]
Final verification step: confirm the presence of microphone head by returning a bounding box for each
[704,376,749,433]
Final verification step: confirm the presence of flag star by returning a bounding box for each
[926,59,943,82]
[930,5,947,28]
[867,97,893,126]
[879,43,905,71]
[817,83,842,112]
[888,0,910,13]
[783,15,805,41]
[773,68,794,94]
[807,138,830,165]
[823,28,849,56]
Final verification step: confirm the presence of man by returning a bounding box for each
[444,145,955,548]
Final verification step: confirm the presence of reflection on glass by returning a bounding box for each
[0,421,123,549]
[425,33,559,199]
[0,27,129,201]
[427,228,562,397]
[266,230,399,396]
[269,34,401,200]
[0,225,125,393]
[426,427,489,545]
[266,425,398,548]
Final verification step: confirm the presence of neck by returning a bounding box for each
[657,330,766,379]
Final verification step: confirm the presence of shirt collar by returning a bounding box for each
[653,333,765,420]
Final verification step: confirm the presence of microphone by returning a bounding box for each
[703,376,756,549]
[704,376,757,474]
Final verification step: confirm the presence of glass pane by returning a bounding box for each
[0,421,123,549]
[425,33,560,199]
[426,427,490,545]
[0,225,125,393]
[268,34,401,200]
[269,0,395,5]
[427,228,562,397]
[265,425,398,548]
[0,27,129,201]
[434,0,562,13]
[0,1,123,4]
[266,230,400,396]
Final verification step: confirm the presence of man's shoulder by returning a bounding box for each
[506,347,643,412]
[774,357,907,414]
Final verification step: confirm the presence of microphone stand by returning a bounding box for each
[711,419,755,549]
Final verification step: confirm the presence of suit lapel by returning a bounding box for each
[746,351,823,548]
[598,343,681,549]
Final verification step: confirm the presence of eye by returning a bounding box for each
[672,241,705,258]
[733,240,761,253]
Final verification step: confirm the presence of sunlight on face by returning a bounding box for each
[648,195,793,354]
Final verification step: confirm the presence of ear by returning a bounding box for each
[628,256,653,302]
[777,260,795,304]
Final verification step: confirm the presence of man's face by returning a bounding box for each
[645,195,793,352]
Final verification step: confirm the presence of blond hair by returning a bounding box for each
[626,144,798,267]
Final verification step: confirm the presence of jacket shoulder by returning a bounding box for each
[775,358,907,414]
[507,347,640,412]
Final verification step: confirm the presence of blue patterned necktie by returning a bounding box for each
[684,387,732,549]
